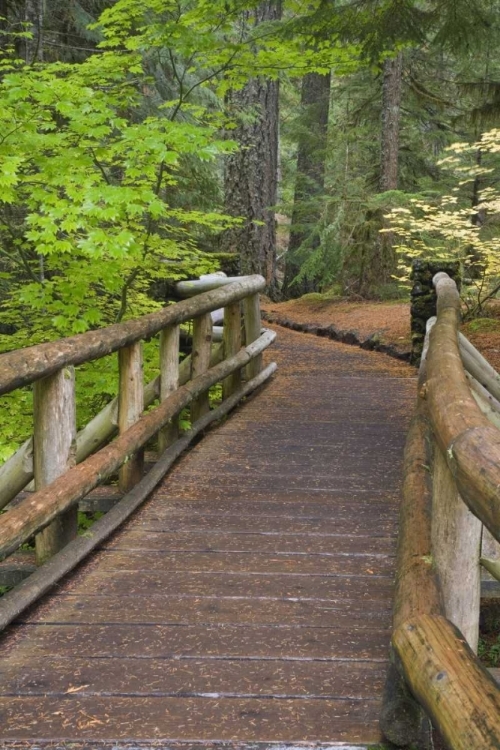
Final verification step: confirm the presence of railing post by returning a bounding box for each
[118,342,144,492]
[158,324,180,453]
[432,445,482,651]
[33,367,77,565]
[191,313,212,423]
[244,292,262,379]
[222,302,242,399]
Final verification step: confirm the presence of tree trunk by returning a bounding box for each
[283,71,331,299]
[23,0,44,64]
[220,1,281,300]
[380,52,403,192]
[358,52,403,296]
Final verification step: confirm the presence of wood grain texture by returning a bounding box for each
[158,324,180,453]
[191,312,213,423]
[243,292,262,378]
[432,443,481,650]
[33,367,77,564]
[118,343,144,492]
[394,614,500,749]
[0,326,415,746]
[222,302,242,398]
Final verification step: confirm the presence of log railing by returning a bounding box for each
[382,272,500,749]
[0,275,276,631]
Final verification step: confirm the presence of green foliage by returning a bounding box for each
[479,636,500,667]
[386,129,500,316]
[209,383,223,409]
[0,6,242,464]
[77,511,104,534]
[0,389,32,464]
[0,49,237,337]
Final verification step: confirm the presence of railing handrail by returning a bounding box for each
[0,329,275,561]
[426,273,500,545]
[0,275,265,395]
[0,275,276,633]
[382,271,500,749]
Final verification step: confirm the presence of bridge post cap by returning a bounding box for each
[432,271,456,288]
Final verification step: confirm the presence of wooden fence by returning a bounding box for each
[382,272,500,749]
[0,275,276,632]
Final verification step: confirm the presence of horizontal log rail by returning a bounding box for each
[426,273,500,541]
[0,276,276,616]
[0,344,225,511]
[382,273,500,749]
[0,275,264,395]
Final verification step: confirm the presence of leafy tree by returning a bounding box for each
[387,128,500,317]
[0,49,236,338]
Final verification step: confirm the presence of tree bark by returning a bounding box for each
[220,2,281,300]
[358,52,403,296]
[380,52,403,192]
[23,0,44,64]
[283,71,331,299]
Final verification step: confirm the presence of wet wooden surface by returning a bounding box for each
[0,325,415,748]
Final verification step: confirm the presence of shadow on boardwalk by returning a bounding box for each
[0,326,416,748]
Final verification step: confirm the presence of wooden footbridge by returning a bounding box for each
[0,274,500,749]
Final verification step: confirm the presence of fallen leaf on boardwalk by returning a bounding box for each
[66,684,89,693]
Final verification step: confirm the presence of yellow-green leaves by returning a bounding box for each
[386,129,500,314]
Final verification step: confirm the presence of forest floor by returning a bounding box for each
[262,294,500,371]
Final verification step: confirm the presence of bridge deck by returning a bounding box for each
[0,326,415,748]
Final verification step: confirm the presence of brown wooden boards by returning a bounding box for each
[0,325,415,746]
[2,623,392,660]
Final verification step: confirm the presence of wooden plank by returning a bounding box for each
[0,364,278,635]
[1,623,392,660]
[20,593,392,627]
[62,569,394,600]
[0,695,383,743]
[103,529,396,556]
[91,549,395,576]
[135,497,399,519]
[0,657,385,699]
[129,514,397,537]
